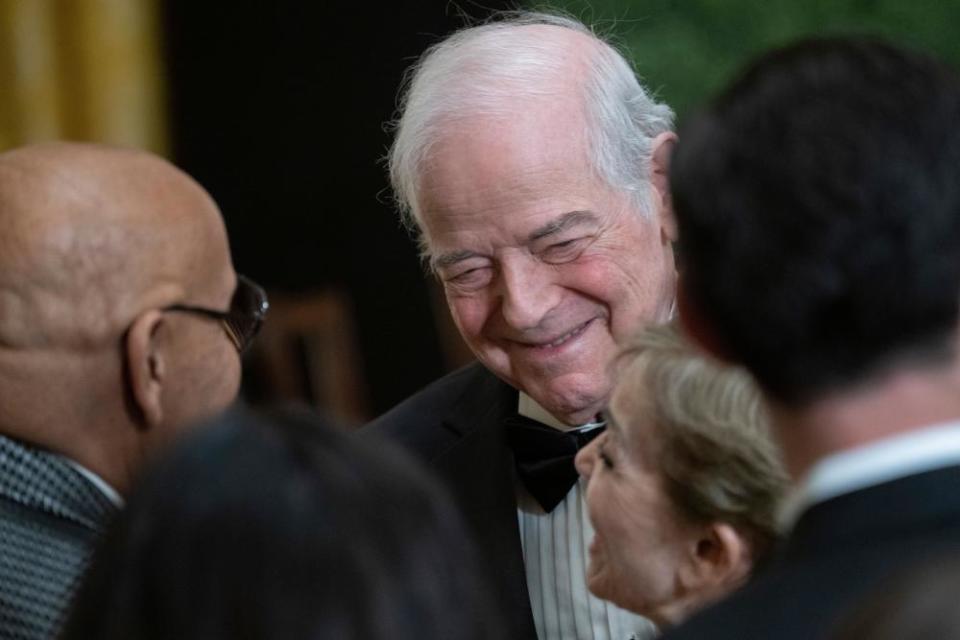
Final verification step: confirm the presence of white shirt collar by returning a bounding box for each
[63,458,125,507]
[519,393,569,430]
[778,418,960,530]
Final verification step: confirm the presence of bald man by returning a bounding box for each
[0,143,267,640]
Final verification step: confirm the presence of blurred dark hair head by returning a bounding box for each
[613,323,787,562]
[671,37,960,406]
[60,407,501,640]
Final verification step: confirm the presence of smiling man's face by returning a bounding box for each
[418,103,676,425]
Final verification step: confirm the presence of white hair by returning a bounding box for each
[387,11,675,242]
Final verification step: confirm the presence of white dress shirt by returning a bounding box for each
[517,393,657,640]
[778,418,960,530]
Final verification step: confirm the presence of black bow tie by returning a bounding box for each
[505,414,605,513]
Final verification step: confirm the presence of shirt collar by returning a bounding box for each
[778,418,960,530]
[63,458,125,508]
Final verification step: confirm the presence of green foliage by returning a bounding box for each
[529,0,960,118]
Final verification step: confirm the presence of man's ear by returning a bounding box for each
[677,277,733,364]
[677,522,753,598]
[125,310,166,428]
[651,131,678,244]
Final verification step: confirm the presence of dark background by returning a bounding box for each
[161,2,512,418]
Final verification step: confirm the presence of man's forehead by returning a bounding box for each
[414,109,633,263]
[417,155,616,247]
[418,103,592,190]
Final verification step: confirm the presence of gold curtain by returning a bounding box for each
[0,0,166,154]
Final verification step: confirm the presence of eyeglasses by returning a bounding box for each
[164,275,269,353]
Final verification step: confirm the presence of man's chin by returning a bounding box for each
[527,383,606,425]
[480,357,609,423]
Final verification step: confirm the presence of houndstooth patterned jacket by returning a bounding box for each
[0,434,118,640]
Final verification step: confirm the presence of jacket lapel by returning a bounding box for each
[430,366,537,639]
[0,434,117,533]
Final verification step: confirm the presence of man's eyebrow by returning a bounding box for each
[432,249,481,271]
[528,210,599,242]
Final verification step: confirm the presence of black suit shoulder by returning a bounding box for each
[363,363,535,640]
[663,464,960,640]
[364,361,512,461]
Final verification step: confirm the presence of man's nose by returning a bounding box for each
[575,438,596,479]
[498,259,558,331]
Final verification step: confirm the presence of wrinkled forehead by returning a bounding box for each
[415,108,617,252]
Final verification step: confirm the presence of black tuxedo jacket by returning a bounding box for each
[365,362,538,640]
[663,464,960,640]
[0,434,118,640]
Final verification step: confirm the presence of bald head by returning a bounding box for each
[0,143,232,351]
[0,143,242,493]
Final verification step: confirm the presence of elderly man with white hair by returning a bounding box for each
[367,13,676,640]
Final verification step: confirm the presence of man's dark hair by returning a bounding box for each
[60,407,502,640]
[671,38,960,406]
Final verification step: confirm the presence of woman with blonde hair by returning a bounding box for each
[576,322,788,629]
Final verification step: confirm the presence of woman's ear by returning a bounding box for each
[678,521,753,597]
[125,310,167,428]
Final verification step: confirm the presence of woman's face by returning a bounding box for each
[574,378,697,625]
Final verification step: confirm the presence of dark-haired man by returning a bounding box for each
[664,39,960,639]
[0,143,266,639]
